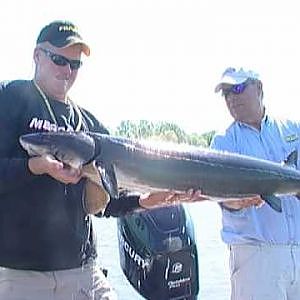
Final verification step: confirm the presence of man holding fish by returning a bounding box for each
[0,20,204,300]
[212,67,300,299]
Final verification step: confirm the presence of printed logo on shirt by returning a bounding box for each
[29,117,74,132]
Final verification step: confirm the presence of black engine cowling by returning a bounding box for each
[117,204,199,300]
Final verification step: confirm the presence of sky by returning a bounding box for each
[1,0,300,134]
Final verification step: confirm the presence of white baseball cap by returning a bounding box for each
[215,67,260,93]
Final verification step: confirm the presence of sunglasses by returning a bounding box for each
[39,48,82,70]
[222,81,251,98]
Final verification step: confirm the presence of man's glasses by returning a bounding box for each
[222,81,251,98]
[39,48,82,70]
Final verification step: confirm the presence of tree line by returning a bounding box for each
[113,120,215,147]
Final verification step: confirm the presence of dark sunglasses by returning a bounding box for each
[39,48,82,70]
[222,81,251,98]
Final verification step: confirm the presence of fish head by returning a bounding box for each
[19,131,96,169]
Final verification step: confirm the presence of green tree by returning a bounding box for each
[115,120,138,138]
[154,121,187,143]
[114,120,215,148]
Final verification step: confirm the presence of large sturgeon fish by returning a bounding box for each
[19,131,300,212]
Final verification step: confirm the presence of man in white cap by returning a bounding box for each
[211,67,300,299]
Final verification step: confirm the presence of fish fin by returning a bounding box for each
[96,162,119,198]
[283,150,298,168]
[261,195,282,212]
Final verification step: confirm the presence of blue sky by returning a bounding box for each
[1,0,299,134]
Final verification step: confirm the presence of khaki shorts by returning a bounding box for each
[229,244,300,300]
[0,262,117,300]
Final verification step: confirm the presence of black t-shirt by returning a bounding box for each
[0,80,111,271]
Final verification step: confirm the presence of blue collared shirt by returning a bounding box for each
[210,115,300,245]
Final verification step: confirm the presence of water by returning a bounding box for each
[94,202,230,300]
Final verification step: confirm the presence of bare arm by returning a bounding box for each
[103,189,208,217]
[220,196,264,211]
[139,189,208,209]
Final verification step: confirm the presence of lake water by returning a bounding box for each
[94,201,230,299]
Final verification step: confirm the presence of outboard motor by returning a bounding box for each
[117,204,199,300]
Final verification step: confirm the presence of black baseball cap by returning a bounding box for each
[36,20,90,56]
